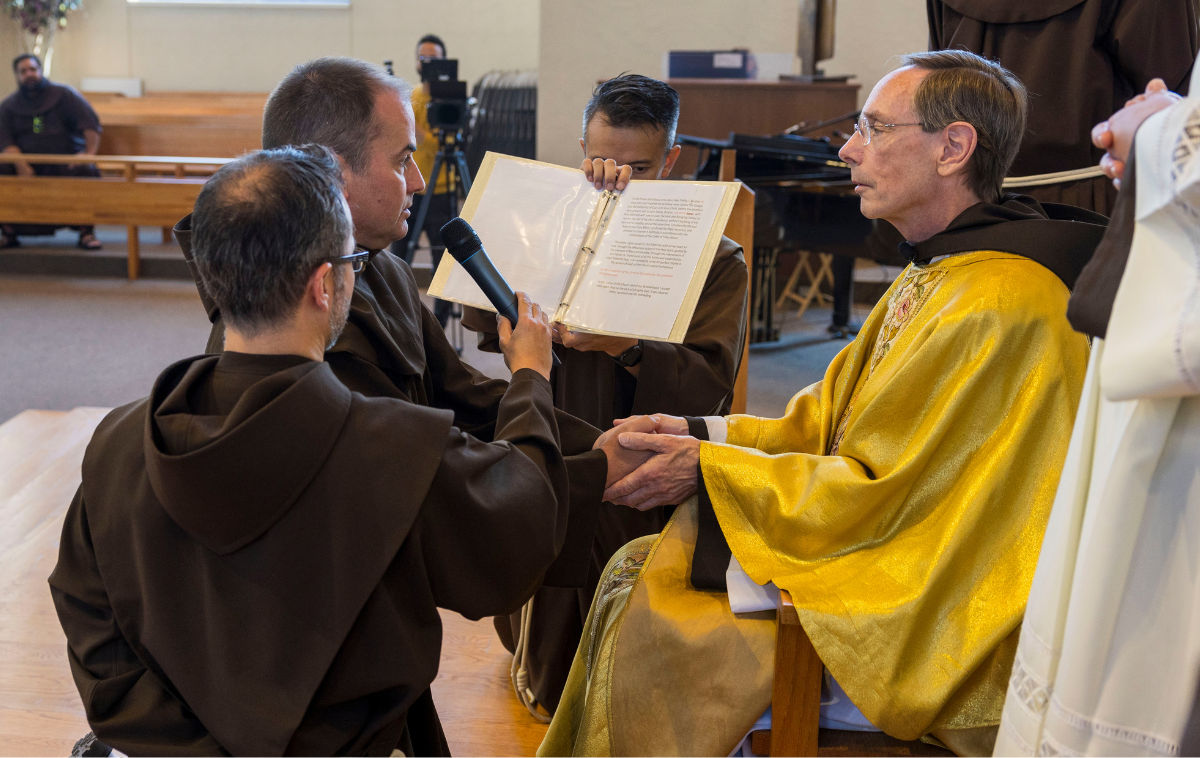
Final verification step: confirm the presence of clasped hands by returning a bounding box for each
[592,413,703,511]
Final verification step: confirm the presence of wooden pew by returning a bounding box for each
[0,407,553,756]
[0,154,230,280]
[85,91,266,159]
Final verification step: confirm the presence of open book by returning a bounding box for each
[428,152,740,342]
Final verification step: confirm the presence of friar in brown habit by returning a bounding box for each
[48,145,636,757]
[174,59,617,641]
[927,0,1198,214]
[461,74,748,716]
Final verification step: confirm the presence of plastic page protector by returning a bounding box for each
[438,158,598,313]
[563,180,727,340]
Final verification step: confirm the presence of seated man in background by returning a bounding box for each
[0,54,103,249]
[49,144,602,756]
[461,73,749,717]
[174,57,615,594]
[542,50,1102,757]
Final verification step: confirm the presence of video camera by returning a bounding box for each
[420,59,470,133]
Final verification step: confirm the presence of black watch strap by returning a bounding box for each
[615,341,643,367]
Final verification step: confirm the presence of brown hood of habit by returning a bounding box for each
[144,355,350,555]
[942,0,1086,24]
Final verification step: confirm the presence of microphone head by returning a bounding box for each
[441,217,482,263]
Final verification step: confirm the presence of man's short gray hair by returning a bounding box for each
[900,50,1028,203]
[262,57,413,174]
[191,145,351,335]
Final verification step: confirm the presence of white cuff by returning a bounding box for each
[726,553,779,613]
[703,415,727,443]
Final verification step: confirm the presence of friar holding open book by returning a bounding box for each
[460,74,749,718]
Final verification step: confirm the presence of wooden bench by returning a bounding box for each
[0,153,231,279]
[85,91,266,159]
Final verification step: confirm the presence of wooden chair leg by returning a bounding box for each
[127,226,140,280]
[162,225,173,245]
[769,589,822,757]
[775,255,806,310]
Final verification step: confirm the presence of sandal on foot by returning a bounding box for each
[0,234,19,249]
[78,234,102,250]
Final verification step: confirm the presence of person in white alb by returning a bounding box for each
[995,60,1200,757]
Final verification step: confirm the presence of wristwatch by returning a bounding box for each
[614,341,644,367]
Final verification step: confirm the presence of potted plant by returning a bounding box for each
[4,0,84,77]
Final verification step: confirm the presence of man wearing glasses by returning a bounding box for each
[49,145,612,757]
[542,50,1105,757]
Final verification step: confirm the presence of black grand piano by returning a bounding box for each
[681,120,901,343]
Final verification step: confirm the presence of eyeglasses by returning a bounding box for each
[854,115,923,145]
[417,55,442,63]
[326,250,370,273]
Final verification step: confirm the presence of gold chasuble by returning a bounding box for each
[542,249,1090,757]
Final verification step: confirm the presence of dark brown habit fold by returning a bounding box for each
[460,235,748,713]
[1067,150,1137,338]
[928,0,1198,214]
[50,352,574,756]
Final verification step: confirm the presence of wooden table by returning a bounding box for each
[0,407,550,756]
[668,79,860,177]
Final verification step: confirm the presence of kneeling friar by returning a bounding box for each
[48,145,608,756]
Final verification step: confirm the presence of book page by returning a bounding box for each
[563,180,732,340]
[433,155,599,312]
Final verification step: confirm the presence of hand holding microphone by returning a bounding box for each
[496,292,554,380]
[441,217,559,377]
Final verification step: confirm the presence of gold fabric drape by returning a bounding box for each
[542,251,1089,756]
[539,500,776,757]
[704,252,1089,740]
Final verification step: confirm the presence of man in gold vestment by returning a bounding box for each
[542,50,1104,757]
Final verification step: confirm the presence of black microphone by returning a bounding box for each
[440,217,560,366]
[441,217,520,325]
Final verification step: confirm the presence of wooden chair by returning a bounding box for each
[753,590,955,757]
[0,153,230,279]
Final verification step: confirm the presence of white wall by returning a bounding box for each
[820,0,928,106]
[0,0,539,92]
[536,0,803,168]
[0,0,927,159]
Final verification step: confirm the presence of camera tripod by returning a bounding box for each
[405,127,473,352]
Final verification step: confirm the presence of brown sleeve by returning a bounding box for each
[1067,146,1137,338]
[414,368,577,618]
[461,305,503,354]
[48,489,227,756]
[421,303,509,439]
[630,241,748,417]
[542,447,608,588]
[690,466,731,592]
[1108,0,1199,94]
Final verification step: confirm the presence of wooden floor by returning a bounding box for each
[0,408,548,757]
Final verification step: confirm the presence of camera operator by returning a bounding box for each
[394,33,455,327]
